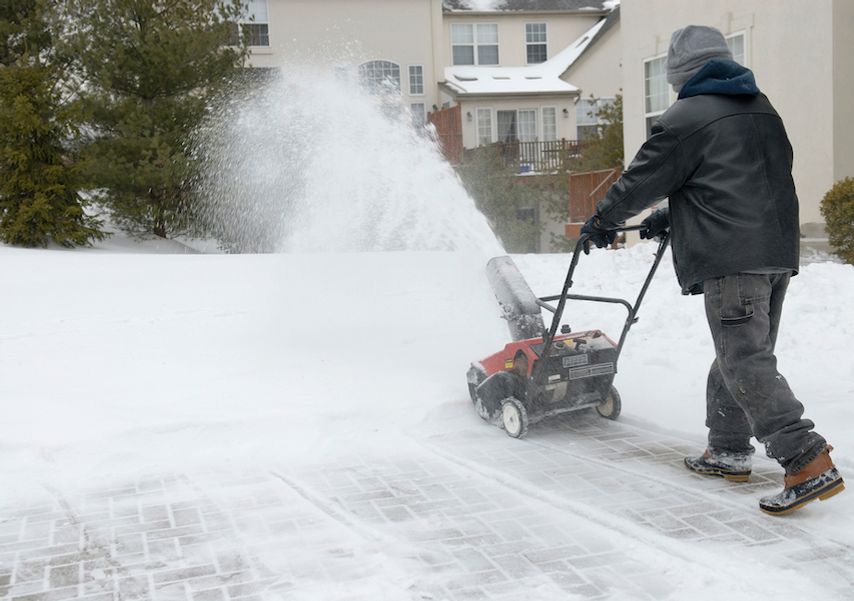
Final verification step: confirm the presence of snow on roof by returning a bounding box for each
[444,0,613,12]
[442,17,606,96]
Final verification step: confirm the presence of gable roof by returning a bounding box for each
[441,16,607,97]
[559,3,619,75]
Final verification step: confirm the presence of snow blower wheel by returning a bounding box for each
[596,386,621,420]
[467,364,486,405]
[501,398,528,438]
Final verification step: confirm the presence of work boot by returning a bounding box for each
[684,447,753,482]
[759,445,845,515]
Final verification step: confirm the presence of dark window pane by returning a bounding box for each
[527,44,547,63]
[497,110,517,142]
[453,46,474,65]
[577,124,599,140]
[516,207,535,222]
[227,22,240,46]
[478,45,499,65]
[242,23,269,46]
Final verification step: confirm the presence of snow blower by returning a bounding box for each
[467,225,670,438]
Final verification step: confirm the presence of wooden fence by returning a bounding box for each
[427,105,463,165]
[564,167,622,239]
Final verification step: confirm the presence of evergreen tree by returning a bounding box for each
[0,0,104,247]
[67,0,248,239]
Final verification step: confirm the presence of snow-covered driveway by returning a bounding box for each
[2,245,853,600]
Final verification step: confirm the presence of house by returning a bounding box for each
[439,1,622,154]
[238,0,445,128]
[437,1,623,251]
[238,0,623,251]
[242,1,853,250]
[240,0,621,148]
[620,0,854,239]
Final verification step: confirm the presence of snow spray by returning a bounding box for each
[194,64,503,255]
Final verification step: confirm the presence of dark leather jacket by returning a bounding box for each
[596,61,800,294]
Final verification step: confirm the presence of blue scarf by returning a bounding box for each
[678,59,760,99]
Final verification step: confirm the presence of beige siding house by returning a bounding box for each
[241,0,624,251]
[620,0,854,233]
[244,0,621,149]
[241,0,444,126]
[439,4,621,150]
[238,0,852,243]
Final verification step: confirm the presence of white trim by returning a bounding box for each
[725,30,748,67]
[525,21,548,65]
[359,60,402,93]
[410,103,426,128]
[541,105,557,141]
[408,64,425,96]
[451,22,500,66]
[475,107,494,146]
[518,108,538,142]
[642,53,669,137]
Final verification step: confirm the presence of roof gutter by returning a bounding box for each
[444,10,609,16]
[439,82,581,100]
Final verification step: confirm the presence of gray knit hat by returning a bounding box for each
[666,25,733,92]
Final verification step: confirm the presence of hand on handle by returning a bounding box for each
[639,208,670,240]
[580,214,617,255]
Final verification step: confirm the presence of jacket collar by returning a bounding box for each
[678,59,760,99]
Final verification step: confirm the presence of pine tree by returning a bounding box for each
[0,0,104,247]
[67,0,248,239]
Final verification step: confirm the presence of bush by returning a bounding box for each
[820,177,854,264]
[456,146,545,253]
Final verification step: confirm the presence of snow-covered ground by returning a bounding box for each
[2,239,853,600]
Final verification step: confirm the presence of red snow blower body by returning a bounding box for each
[467,226,670,438]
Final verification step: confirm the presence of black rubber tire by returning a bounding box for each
[595,385,622,420]
[467,365,486,404]
[501,397,529,438]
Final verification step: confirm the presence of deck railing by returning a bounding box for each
[492,139,583,173]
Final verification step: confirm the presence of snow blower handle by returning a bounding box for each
[535,225,670,384]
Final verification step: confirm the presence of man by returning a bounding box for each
[582,25,844,515]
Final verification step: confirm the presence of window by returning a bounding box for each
[576,98,614,140]
[576,99,598,140]
[497,110,517,142]
[497,109,538,143]
[239,0,269,46]
[518,109,537,142]
[526,23,547,64]
[476,108,493,146]
[542,107,557,141]
[644,55,668,138]
[726,32,746,65]
[516,207,535,223]
[359,60,401,93]
[410,103,426,128]
[451,23,499,65]
[409,65,424,95]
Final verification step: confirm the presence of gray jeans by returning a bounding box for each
[703,273,826,475]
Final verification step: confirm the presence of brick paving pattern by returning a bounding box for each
[2,412,853,600]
